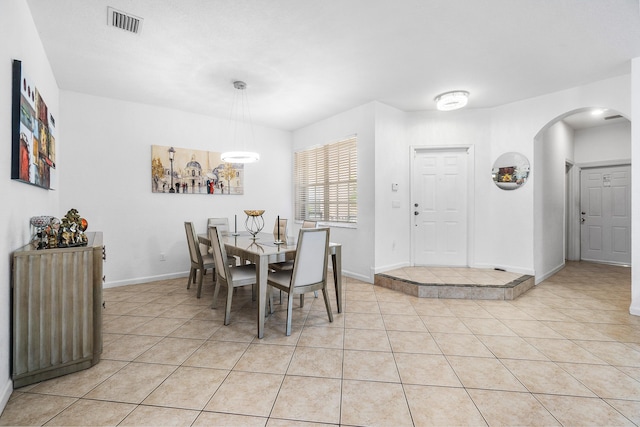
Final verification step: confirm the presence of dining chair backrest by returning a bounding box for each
[291,227,329,288]
[207,217,230,234]
[209,225,230,282]
[301,220,317,229]
[273,218,288,239]
[184,222,202,265]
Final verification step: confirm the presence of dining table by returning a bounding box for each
[198,230,342,338]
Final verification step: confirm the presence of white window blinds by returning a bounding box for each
[294,137,357,224]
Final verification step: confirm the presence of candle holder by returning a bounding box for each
[231,214,240,236]
[244,210,265,239]
[274,215,284,245]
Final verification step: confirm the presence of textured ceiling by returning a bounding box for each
[25,0,640,131]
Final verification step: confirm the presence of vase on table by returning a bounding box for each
[244,210,265,239]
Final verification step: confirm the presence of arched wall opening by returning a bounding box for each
[533,107,631,284]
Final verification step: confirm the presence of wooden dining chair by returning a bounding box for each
[207,217,237,266]
[270,220,316,272]
[184,221,215,298]
[301,220,317,229]
[207,217,230,234]
[272,217,288,241]
[209,226,258,325]
[267,227,333,336]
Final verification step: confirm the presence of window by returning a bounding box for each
[294,136,357,224]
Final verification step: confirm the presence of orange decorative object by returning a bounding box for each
[80,218,88,231]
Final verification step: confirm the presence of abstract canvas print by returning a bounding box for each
[11,60,57,190]
[151,145,244,195]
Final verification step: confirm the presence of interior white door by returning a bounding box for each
[412,149,468,266]
[580,165,631,265]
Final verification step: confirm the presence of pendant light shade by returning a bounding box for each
[221,151,260,163]
[435,90,469,111]
[221,80,260,163]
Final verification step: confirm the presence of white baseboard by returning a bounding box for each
[0,377,13,416]
[342,269,372,284]
[470,262,535,277]
[630,303,640,317]
[104,271,189,289]
[373,262,410,275]
[534,263,565,284]
[104,269,374,289]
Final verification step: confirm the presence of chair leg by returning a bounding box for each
[224,284,234,325]
[212,276,221,308]
[268,286,275,315]
[187,267,195,289]
[300,294,304,308]
[322,287,333,323]
[286,291,295,336]
[196,269,204,299]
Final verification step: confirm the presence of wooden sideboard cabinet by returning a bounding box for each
[11,232,104,388]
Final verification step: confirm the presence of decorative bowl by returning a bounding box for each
[30,216,52,227]
[244,210,265,217]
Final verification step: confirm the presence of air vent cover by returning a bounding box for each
[604,114,623,120]
[108,7,143,34]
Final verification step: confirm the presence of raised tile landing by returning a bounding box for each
[374,266,534,300]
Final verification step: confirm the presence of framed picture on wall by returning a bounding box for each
[11,59,57,190]
[151,145,244,195]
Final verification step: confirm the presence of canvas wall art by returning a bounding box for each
[151,145,244,195]
[11,60,57,190]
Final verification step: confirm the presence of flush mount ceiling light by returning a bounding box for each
[221,81,260,164]
[434,90,470,111]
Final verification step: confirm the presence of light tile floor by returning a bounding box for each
[2,261,639,426]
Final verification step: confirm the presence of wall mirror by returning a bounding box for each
[492,152,530,190]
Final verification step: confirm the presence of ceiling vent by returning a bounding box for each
[604,114,623,121]
[107,7,143,34]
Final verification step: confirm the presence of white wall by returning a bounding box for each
[490,75,631,277]
[631,58,640,316]
[59,91,292,286]
[374,102,409,272]
[293,103,376,282]
[534,120,574,281]
[574,121,631,165]
[0,0,61,411]
[405,109,490,271]
[398,76,630,278]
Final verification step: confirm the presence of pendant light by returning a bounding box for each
[221,80,260,163]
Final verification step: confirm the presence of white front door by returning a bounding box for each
[580,165,631,265]
[412,148,468,266]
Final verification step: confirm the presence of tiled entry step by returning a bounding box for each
[374,270,535,300]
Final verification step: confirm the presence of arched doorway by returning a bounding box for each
[533,107,631,282]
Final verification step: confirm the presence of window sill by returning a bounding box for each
[317,222,357,230]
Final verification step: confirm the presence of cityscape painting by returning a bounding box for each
[151,145,244,195]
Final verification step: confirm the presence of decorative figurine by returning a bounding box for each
[58,208,88,247]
